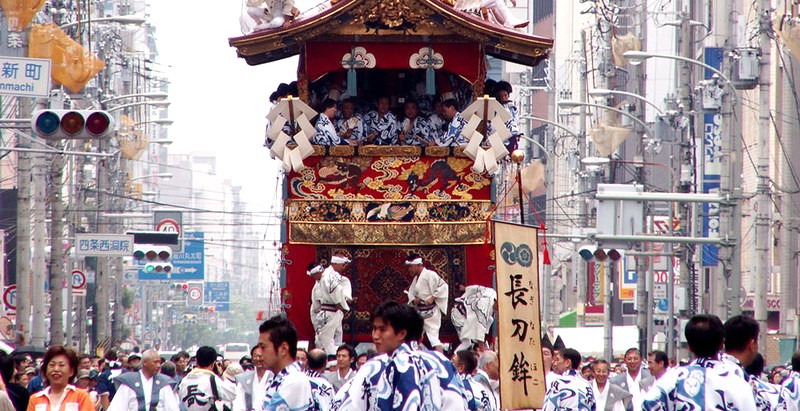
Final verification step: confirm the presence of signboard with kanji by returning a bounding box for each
[0,57,51,97]
[75,234,134,257]
[494,221,545,409]
[137,231,204,281]
[204,282,230,311]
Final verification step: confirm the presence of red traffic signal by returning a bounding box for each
[31,110,115,140]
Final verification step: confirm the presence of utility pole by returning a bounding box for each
[634,0,649,356]
[15,96,32,346]
[576,29,589,328]
[31,150,47,347]
[754,0,773,352]
[47,145,67,346]
[778,10,800,343]
[95,138,111,349]
[48,92,66,346]
[715,0,743,320]
[603,259,612,362]
[672,3,694,357]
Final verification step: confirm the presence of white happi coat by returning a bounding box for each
[310,266,349,355]
[451,285,496,342]
[406,267,448,347]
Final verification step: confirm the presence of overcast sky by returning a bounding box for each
[146,1,299,209]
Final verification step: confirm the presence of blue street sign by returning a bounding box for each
[204,281,230,311]
[657,298,668,312]
[138,231,205,280]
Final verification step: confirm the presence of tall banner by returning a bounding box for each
[701,47,723,266]
[494,221,545,409]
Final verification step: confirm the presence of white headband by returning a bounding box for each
[331,256,351,264]
[306,265,324,276]
[405,257,423,265]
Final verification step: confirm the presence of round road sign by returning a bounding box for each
[2,286,16,311]
[71,269,86,289]
[188,287,202,301]
[156,219,181,234]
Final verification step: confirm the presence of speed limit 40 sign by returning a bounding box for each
[154,211,183,252]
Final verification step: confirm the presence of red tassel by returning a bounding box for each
[539,223,550,265]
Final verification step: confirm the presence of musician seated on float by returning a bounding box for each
[313,98,357,146]
[334,98,365,145]
[436,98,469,147]
[363,96,400,145]
[398,100,436,147]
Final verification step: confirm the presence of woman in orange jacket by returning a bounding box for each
[27,346,94,411]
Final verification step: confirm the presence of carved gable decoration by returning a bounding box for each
[352,0,437,32]
[229,0,553,67]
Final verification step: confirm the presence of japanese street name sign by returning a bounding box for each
[75,234,134,257]
[0,57,51,97]
[494,221,545,409]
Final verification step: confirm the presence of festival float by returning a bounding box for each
[229,0,552,345]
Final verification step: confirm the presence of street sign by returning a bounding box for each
[137,231,204,281]
[653,271,668,284]
[653,283,667,300]
[71,269,87,296]
[187,282,203,306]
[154,211,183,252]
[156,219,180,234]
[75,233,134,257]
[0,57,51,97]
[71,269,86,289]
[204,282,230,311]
[656,298,668,313]
[2,285,16,311]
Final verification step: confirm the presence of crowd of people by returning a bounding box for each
[0,309,502,411]
[267,79,523,150]
[3,272,800,411]
[541,314,800,411]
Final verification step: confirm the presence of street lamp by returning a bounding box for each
[558,100,656,141]
[135,119,174,127]
[519,115,581,139]
[130,173,173,182]
[100,92,169,106]
[106,101,170,113]
[58,15,147,30]
[622,51,730,83]
[588,89,664,115]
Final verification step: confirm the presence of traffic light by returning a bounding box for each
[31,110,115,140]
[578,246,597,261]
[133,245,172,274]
[577,246,623,262]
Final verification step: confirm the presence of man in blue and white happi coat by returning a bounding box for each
[542,348,595,411]
[643,314,757,411]
[259,315,315,411]
[335,300,469,410]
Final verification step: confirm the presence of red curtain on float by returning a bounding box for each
[304,42,482,83]
[283,243,496,344]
